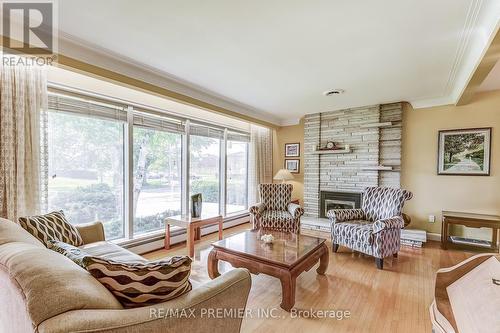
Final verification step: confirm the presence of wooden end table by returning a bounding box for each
[165,214,223,257]
[441,211,500,252]
[207,229,329,311]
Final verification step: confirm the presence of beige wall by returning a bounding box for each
[273,90,500,238]
[402,90,500,237]
[273,119,305,203]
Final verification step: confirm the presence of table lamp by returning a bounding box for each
[273,169,294,183]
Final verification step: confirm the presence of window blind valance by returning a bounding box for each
[227,131,250,143]
[48,94,127,121]
[189,124,224,139]
[133,112,185,134]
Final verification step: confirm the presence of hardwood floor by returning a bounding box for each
[144,223,475,333]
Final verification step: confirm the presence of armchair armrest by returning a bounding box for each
[75,221,105,244]
[287,203,304,219]
[249,203,266,216]
[327,208,365,223]
[372,216,404,233]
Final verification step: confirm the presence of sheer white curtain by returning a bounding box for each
[248,124,273,205]
[0,64,47,221]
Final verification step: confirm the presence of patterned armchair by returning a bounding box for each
[249,183,304,234]
[327,187,413,269]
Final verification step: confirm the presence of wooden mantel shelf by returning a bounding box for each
[312,148,351,154]
[362,165,393,171]
[360,122,394,128]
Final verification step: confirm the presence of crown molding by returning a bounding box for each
[57,32,283,126]
[410,0,499,109]
[279,118,302,127]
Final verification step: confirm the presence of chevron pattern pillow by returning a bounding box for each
[82,256,193,308]
[18,210,83,247]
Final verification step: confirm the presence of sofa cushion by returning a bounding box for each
[18,210,83,247]
[80,241,146,263]
[82,256,192,308]
[0,218,44,247]
[0,242,122,327]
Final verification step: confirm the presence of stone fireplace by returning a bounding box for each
[319,191,362,218]
[303,103,403,218]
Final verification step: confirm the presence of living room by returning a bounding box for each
[1,2,499,333]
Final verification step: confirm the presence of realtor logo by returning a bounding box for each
[1,0,57,55]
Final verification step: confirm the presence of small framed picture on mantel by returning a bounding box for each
[437,127,491,176]
[285,143,300,157]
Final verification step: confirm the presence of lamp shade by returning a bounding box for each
[273,169,294,182]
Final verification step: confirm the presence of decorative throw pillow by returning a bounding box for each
[18,211,83,247]
[47,240,88,268]
[82,256,193,308]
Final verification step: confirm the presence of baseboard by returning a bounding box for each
[427,232,441,241]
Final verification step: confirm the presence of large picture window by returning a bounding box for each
[47,99,126,240]
[226,135,249,214]
[133,127,182,235]
[45,92,250,241]
[189,134,221,216]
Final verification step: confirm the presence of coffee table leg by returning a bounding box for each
[317,243,329,275]
[279,272,296,311]
[207,249,220,279]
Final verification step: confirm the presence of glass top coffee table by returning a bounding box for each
[208,229,329,311]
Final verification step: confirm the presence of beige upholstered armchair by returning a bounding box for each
[249,183,304,233]
[327,187,413,269]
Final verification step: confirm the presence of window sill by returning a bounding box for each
[113,212,250,249]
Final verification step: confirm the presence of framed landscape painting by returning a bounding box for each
[437,127,491,176]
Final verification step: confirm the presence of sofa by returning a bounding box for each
[0,218,251,333]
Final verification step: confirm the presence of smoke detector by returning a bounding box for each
[323,89,345,96]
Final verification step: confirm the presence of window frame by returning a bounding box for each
[45,91,251,241]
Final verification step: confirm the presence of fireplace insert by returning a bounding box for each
[320,191,362,218]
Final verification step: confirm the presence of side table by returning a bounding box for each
[165,214,223,257]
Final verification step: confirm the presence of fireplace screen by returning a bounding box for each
[324,199,355,216]
[320,191,362,218]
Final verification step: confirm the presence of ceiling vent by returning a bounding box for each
[323,89,345,96]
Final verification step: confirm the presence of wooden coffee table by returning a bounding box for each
[165,214,223,257]
[207,229,329,311]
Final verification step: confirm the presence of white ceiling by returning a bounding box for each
[56,0,500,125]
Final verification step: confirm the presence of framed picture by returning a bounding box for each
[285,143,300,157]
[284,159,300,174]
[437,127,491,176]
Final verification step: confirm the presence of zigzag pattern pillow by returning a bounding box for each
[82,256,192,308]
[18,210,83,247]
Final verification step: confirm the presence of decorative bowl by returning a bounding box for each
[260,234,275,244]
